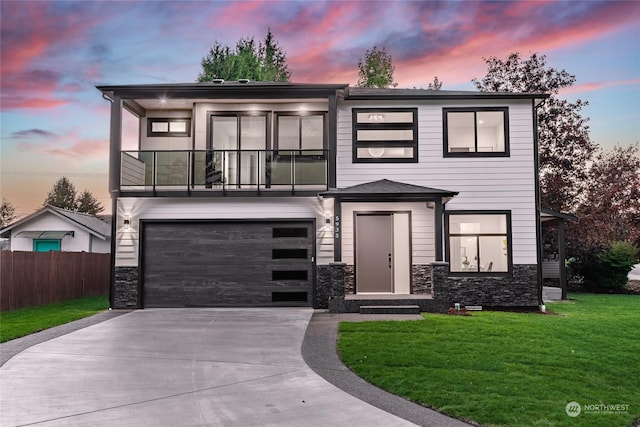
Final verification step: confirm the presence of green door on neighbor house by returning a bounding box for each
[33,239,61,252]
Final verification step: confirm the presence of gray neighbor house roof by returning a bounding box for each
[0,205,111,240]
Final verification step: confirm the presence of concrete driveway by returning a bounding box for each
[1,308,417,427]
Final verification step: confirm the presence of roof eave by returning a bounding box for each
[96,82,349,100]
[345,88,550,101]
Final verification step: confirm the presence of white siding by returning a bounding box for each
[115,197,333,267]
[340,202,435,265]
[337,99,537,264]
[9,212,108,253]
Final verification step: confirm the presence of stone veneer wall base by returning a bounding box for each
[113,267,139,309]
[431,262,539,307]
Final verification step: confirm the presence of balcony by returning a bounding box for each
[120,150,329,194]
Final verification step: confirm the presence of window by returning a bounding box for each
[352,108,418,162]
[208,113,268,186]
[443,108,508,156]
[147,118,191,137]
[273,227,308,238]
[446,212,511,273]
[276,113,326,153]
[34,239,61,252]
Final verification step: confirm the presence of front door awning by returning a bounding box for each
[15,231,75,239]
[320,179,458,202]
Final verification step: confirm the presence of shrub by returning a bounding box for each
[598,241,639,289]
[570,241,639,291]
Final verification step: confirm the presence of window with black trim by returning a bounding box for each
[147,118,191,137]
[352,108,418,162]
[276,113,326,154]
[446,212,511,273]
[443,108,508,156]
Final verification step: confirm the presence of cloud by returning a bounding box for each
[13,128,108,159]
[0,1,102,110]
[10,129,58,139]
[560,78,640,95]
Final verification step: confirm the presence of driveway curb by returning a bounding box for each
[301,311,472,427]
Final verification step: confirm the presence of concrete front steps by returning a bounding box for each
[329,294,448,313]
[359,305,420,315]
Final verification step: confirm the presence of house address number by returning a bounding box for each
[334,215,340,239]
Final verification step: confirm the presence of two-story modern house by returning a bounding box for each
[98,82,548,312]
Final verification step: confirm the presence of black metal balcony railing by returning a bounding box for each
[121,150,329,192]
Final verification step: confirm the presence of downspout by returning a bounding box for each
[102,92,122,310]
[533,97,547,310]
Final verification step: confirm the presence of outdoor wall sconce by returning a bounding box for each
[324,213,333,230]
[124,215,131,230]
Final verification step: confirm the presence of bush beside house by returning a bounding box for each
[569,241,640,292]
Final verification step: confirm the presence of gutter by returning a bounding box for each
[101,93,117,310]
[533,97,548,310]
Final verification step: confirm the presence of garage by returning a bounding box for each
[141,220,315,307]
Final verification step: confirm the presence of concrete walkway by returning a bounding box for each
[1,309,418,427]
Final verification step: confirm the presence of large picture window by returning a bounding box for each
[446,212,511,274]
[352,108,418,162]
[443,108,508,156]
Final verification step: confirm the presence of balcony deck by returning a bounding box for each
[120,149,329,195]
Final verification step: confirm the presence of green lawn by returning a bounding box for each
[0,295,109,343]
[338,294,640,427]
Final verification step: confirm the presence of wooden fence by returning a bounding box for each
[0,251,110,311]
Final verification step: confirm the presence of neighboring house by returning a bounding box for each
[98,81,550,311]
[0,205,111,253]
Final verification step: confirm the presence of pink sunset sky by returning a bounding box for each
[1,0,639,217]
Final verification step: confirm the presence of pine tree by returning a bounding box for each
[43,177,77,211]
[197,29,291,82]
[0,198,17,227]
[76,190,104,215]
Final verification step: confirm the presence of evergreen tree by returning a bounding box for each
[197,29,291,82]
[76,189,104,215]
[43,177,77,211]
[0,198,17,228]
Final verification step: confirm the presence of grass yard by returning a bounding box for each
[338,294,640,427]
[0,295,109,343]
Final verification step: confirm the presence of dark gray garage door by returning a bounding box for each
[142,221,314,307]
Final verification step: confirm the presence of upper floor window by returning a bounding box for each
[147,118,191,137]
[209,113,268,151]
[352,108,418,163]
[276,113,326,154]
[443,108,508,156]
[446,211,511,274]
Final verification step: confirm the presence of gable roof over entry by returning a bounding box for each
[320,179,458,201]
